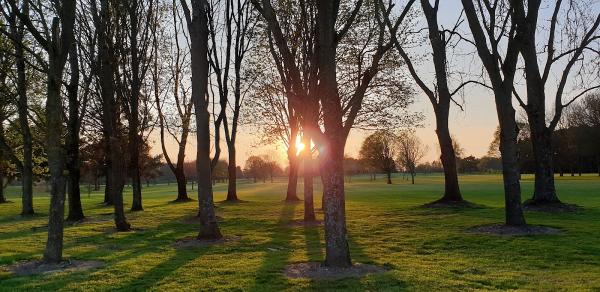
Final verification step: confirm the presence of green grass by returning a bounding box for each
[1,174,600,291]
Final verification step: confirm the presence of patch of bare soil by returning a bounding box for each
[467,224,562,236]
[173,235,241,249]
[284,262,388,280]
[5,260,104,276]
[523,201,581,213]
[422,199,484,209]
[287,220,322,227]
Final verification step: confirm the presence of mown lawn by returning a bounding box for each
[1,174,600,291]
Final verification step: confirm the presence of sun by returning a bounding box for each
[295,135,305,155]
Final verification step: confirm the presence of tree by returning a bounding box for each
[7,0,77,263]
[244,155,266,183]
[207,0,258,202]
[153,0,193,202]
[461,0,527,226]
[180,0,222,240]
[243,59,301,200]
[343,156,362,182]
[253,0,408,267]
[563,93,600,176]
[458,155,480,173]
[0,1,35,216]
[396,131,427,184]
[113,0,156,211]
[380,0,472,204]
[359,130,397,184]
[511,0,600,207]
[94,0,131,231]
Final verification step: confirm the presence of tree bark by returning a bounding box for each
[319,137,351,267]
[184,0,222,240]
[103,171,113,205]
[498,101,527,226]
[302,134,315,222]
[174,168,190,201]
[0,164,7,203]
[386,171,392,184]
[436,123,463,201]
[285,146,301,201]
[528,126,560,204]
[129,128,143,211]
[226,144,239,201]
[66,42,84,221]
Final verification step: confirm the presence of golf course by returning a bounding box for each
[1,174,599,291]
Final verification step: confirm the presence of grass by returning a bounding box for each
[1,173,600,291]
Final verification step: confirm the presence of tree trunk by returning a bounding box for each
[315,0,351,267]
[303,135,315,222]
[0,169,7,203]
[498,102,526,226]
[66,42,84,222]
[319,138,351,267]
[103,173,113,205]
[411,172,415,185]
[386,171,392,184]
[527,115,560,204]
[127,1,144,212]
[15,26,34,216]
[44,62,68,261]
[174,168,190,201]
[225,144,238,201]
[285,154,300,201]
[435,125,463,202]
[129,129,143,211]
[187,0,222,240]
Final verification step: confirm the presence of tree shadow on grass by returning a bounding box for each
[248,203,297,292]
[109,248,205,290]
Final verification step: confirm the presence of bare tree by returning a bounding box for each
[181,0,223,240]
[511,0,600,207]
[0,1,34,216]
[93,0,131,231]
[460,0,526,226]
[396,131,427,184]
[207,0,257,202]
[113,0,156,211]
[65,1,98,221]
[380,0,479,204]
[153,0,194,202]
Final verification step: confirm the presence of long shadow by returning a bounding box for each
[303,225,323,262]
[110,248,205,290]
[248,203,297,292]
[1,214,202,289]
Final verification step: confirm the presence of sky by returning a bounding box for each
[148,0,598,168]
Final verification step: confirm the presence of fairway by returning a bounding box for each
[1,174,600,291]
